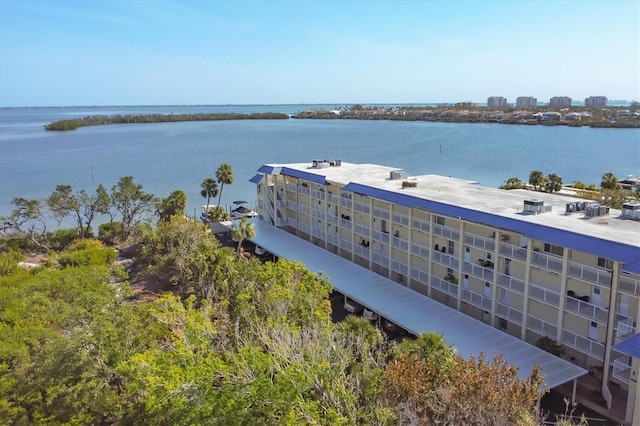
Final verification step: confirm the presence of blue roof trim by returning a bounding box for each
[342,182,640,273]
[281,167,327,185]
[249,174,263,184]
[613,333,640,358]
[257,165,282,174]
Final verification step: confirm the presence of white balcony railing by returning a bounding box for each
[496,303,523,325]
[464,232,496,252]
[372,206,390,220]
[433,223,460,241]
[326,193,338,205]
[619,274,640,297]
[340,196,352,209]
[372,229,390,244]
[410,267,429,285]
[612,355,632,383]
[393,212,409,226]
[392,236,409,251]
[499,242,528,262]
[463,261,494,281]
[311,209,325,221]
[568,262,612,286]
[372,252,390,267]
[354,223,370,237]
[353,245,370,259]
[528,283,561,307]
[354,200,370,214]
[532,251,563,273]
[411,217,430,233]
[497,273,525,294]
[411,243,430,259]
[616,317,636,340]
[391,260,409,275]
[340,218,352,231]
[562,329,605,359]
[564,295,609,323]
[431,276,458,297]
[339,238,352,251]
[432,250,459,268]
[462,288,492,310]
[527,315,558,337]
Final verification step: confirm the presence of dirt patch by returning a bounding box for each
[129,277,175,302]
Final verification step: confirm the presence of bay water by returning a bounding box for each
[1,105,638,227]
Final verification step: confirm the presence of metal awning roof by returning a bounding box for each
[613,333,640,358]
[238,219,587,389]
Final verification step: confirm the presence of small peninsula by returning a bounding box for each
[44,112,290,131]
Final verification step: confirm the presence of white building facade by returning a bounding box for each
[251,160,640,425]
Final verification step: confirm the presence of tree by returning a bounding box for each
[215,163,234,208]
[545,173,563,193]
[528,170,545,191]
[231,216,255,255]
[78,184,111,238]
[600,172,620,190]
[155,190,187,223]
[46,184,78,231]
[1,197,45,236]
[110,176,154,240]
[499,177,524,190]
[206,205,229,223]
[200,178,218,215]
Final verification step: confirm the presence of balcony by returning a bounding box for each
[326,193,338,204]
[354,223,370,237]
[311,228,326,241]
[499,242,527,262]
[309,188,325,199]
[354,200,370,214]
[372,229,390,244]
[326,233,339,246]
[568,262,611,286]
[311,209,325,221]
[297,221,312,235]
[297,204,310,216]
[432,250,458,268]
[497,273,525,294]
[431,276,458,297]
[464,232,496,252]
[527,314,558,337]
[340,218,352,231]
[410,267,429,285]
[339,238,352,251]
[616,318,636,341]
[612,355,632,383]
[564,294,608,323]
[462,288,492,310]
[562,329,605,359]
[372,206,390,220]
[372,252,390,267]
[496,303,523,325]
[528,283,561,307]
[393,212,409,226]
[340,196,352,209]
[531,251,563,273]
[462,261,494,281]
[353,244,370,259]
[326,213,339,226]
[391,260,408,275]
[411,217,430,233]
[298,185,311,196]
[287,200,298,210]
[432,223,460,241]
[392,235,409,251]
[411,242,430,259]
[619,274,640,297]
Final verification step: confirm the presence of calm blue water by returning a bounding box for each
[1,105,639,225]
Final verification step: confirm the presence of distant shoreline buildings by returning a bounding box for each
[488,95,613,108]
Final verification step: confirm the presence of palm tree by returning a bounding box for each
[200,177,218,213]
[600,172,620,190]
[167,190,187,214]
[528,170,544,191]
[231,215,255,255]
[206,205,229,223]
[215,163,234,208]
[545,173,562,193]
[393,332,456,374]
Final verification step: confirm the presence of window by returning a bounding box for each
[435,216,445,225]
[499,318,508,330]
[448,240,455,254]
[543,243,563,256]
[597,257,613,270]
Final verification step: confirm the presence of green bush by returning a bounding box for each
[98,221,123,244]
[0,250,25,276]
[58,239,116,268]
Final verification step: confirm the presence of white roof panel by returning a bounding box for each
[238,219,587,389]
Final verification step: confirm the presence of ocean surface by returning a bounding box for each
[1,105,639,227]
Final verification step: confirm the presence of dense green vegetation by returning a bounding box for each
[499,171,640,209]
[44,112,290,131]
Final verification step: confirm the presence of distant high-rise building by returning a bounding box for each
[487,96,507,108]
[516,96,537,108]
[585,96,608,107]
[549,96,572,107]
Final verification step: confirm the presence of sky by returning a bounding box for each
[0,0,638,107]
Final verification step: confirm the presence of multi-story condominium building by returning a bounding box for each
[585,96,608,107]
[516,96,538,108]
[487,96,507,108]
[250,160,640,425]
[550,96,572,107]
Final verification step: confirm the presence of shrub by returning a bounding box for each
[58,239,116,268]
[0,250,25,276]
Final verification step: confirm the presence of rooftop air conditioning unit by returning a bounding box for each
[523,199,545,214]
[622,202,640,220]
[390,170,408,180]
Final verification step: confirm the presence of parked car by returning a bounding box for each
[343,298,364,314]
[254,246,266,255]
[363,308,379,321]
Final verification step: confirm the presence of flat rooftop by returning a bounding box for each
[264,161,640,248]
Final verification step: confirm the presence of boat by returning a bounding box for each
[230,200,258,218]
[200,204,215,223]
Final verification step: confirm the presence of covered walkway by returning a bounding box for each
[236,219,587,390]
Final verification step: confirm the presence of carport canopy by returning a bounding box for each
[228,219,587,389]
